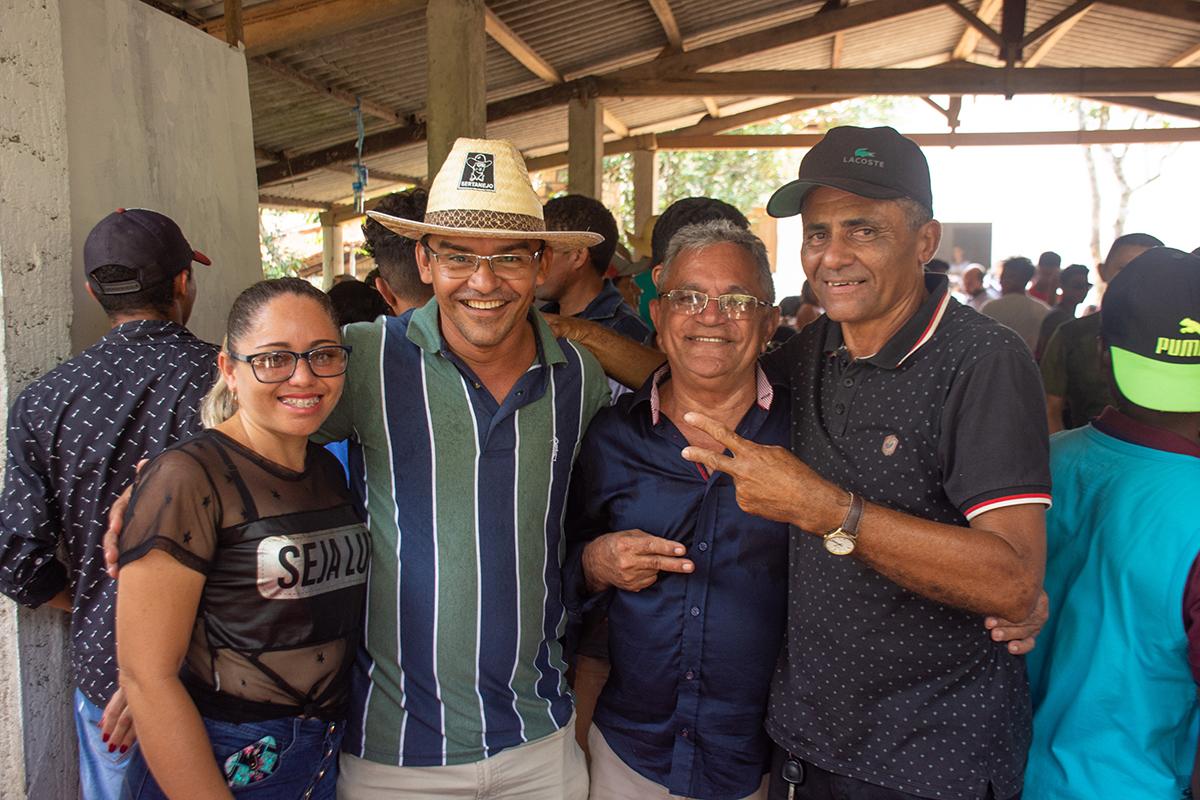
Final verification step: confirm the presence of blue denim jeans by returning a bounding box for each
[75,688,131,800]
[122,715,342,799]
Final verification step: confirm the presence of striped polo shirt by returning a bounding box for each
[319,300,609,767]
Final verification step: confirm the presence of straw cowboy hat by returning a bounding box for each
[368,137,605,250]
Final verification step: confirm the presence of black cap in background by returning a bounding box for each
[84,208,210,295]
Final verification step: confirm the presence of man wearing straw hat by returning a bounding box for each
[318,138,611,798]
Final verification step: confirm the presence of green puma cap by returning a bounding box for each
[1102,247,1200,413]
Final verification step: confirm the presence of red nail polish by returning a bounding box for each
[102,733,110,743]
[120,745,128,754]
[108,744,116,753]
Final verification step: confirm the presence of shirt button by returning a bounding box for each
[681,728,689,738]
[697,542,708,552]
[842,377,854,387]
[690,606,700,617]
[834,402,846,415]
[685,670,695,680]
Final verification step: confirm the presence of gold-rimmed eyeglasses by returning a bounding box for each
[662,289,770,321]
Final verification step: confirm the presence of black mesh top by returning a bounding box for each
[119,429,369,721]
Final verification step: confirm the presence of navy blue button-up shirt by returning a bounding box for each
[565,365,790,800]
[543,278,651,344]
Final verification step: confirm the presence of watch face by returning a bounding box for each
[824,533,855,556]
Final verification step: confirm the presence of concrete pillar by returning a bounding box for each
[632,148,658,260]
[347,244,357,277]
[1,0,261,794]
[320,213,343,289]
[0,1,77,795]
[568,97,604,199]
[426,0,486,178]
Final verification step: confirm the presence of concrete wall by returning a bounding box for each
[61,0,261,349]
[0,0,79,795]
[0,0,260,795]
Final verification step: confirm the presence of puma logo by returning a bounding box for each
[1180,317,1200,335]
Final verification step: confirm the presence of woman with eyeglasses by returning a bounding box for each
[116,278,368,799]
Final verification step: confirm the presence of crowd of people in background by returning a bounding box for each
[0,126,1197,800]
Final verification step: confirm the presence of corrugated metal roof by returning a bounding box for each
[157,0,1200,207]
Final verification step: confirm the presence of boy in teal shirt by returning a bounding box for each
[1026,247,1200,798]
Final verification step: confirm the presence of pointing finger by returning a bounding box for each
[653,556,694,575]
[680,445,737,475]
[634,534,687,558]
[682,412,746,453]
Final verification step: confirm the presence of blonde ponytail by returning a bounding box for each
[200,336,238,428]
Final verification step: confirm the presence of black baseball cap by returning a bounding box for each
[767,126,933,218]
[84,208,210,295]
[1101,247,1200,413]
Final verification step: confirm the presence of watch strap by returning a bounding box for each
[841,492,864,536]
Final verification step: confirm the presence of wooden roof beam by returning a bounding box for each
[1081,95,1200,123]
[595,67,1200,97]
[484,5,562,83]
[943,2,1004,54]
[258,194,331,210]
[624,0,945,76]
[1098,0,1200,25]
[223,0,244,47]
[524,97,851,172]
[1168,42,1200,68]
[254,56,404,124]
[657,128,1200,149]
[203,0,427,57]
[647,0,684,51]
[1022,1,1094,67]
[483,7,629,136]
[321,164,422,185]
[951,0,1003,60]
[701,97,721,118]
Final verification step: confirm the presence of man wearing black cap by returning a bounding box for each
[679,126,1051,800]
[0,209,216,799]
[1024,247,1200,799]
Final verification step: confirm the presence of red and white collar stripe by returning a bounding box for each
[650,364,774,425]
[896,289,951,367]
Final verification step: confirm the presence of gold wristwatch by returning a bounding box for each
[823,491,865,556]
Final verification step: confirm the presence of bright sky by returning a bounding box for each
[771,95,1199,298]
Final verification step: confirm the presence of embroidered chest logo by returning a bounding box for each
[459,152,496,191]
[881,434,899,456]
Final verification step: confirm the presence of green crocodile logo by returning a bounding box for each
[854,148,876,158]
[1181,317,1200,335]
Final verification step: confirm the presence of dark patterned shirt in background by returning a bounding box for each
[0,320,217,706]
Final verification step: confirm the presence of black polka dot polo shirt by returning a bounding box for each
[762,274,1051,800]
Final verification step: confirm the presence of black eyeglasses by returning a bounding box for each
[421,241,543,280]
[662,289,771,320]
[228,345,352,383]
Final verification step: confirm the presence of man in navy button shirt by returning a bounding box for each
[566,219,785,800]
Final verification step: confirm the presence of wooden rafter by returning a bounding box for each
[1081,94,1200,122]
[656,128,1200,149]
[594,67,1200,97]
[203,0,426,57]
[321,163,422,186]
[702,97,721,118]
[944,2,1004,52]
[952,0,1003,60]
[254,56,403,124]
[1099,0,1200,24]
[647,0,684,51]
[1022,1,1094,67]
[624,0,945,76]
[482,6,629,137]
[831,32,845,68]
[1168,42,1200,67]
[484,6,561,84]
[524,97,852,172]
[258,194,331,210]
